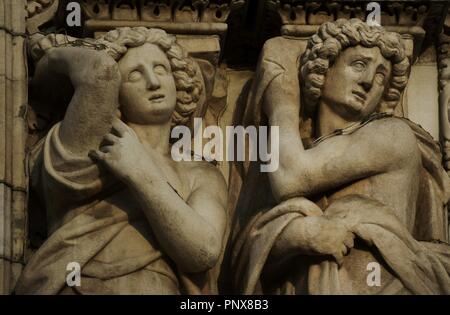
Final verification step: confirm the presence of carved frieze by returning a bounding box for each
[80,0,247,35]
[3,0,450,296]
[266,1,448,72]
[270,0,429,27]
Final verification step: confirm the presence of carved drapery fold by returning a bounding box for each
[1,0,449,295]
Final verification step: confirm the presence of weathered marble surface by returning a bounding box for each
[0,0,28,295]
[15,27,228,294]
[1,0,450,295]
[230,19,450,295]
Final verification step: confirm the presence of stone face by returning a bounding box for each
[0,0,449,295]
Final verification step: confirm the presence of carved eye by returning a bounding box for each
[374,72,386,85]
[128,70,143,82]
[351,60,366,71]
[154,65,168,75]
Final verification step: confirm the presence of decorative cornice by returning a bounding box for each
[81,0,247,35]
[269,0,430,27]
[266,1,449,63]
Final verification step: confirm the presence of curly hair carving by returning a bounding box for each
[97,27,203,127]
[300,19,410,115]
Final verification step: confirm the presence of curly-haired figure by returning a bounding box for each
[16,27,227,294]
[300,19,409,116]
[232,19,450,294]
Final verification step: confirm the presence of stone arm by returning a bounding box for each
[32,39,121,156]
[126,163,228,274]
[260,198,355,268]
[89,117,228,274]
[263,71,419,202]
[89,120,228,274]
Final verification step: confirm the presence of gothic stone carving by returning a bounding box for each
[81,0,247,35]
[268,0,447,63]
[15,27,228,294]
[272,0,429,27]
[26,0,59,33]
[3,0,450,295]
[231,19,450,295]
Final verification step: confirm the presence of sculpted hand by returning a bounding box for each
[89,118,163,184]
[29,33,78,62]
[302,216,355,266]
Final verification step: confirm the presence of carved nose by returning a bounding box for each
[359,68,375,92]
[360,81,372,92]
[145,69,161,90]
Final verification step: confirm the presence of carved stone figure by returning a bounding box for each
[231,19,450,294]
[15,27,228,294]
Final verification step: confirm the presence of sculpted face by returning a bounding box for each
[118,43,177,125]
[321,46,392,120]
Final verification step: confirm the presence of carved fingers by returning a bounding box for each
[88,120,131,176]
[29,33,76,61]
[333,231,356,267]
[89,119,161,184]
[344,232,355,250]
[102,133,121,145]
[111,118,138,138]
[89,143,117,165]
[272,197,324,217]
[304,216,356,267]
[333,248,345,266]
[88,149,107,162]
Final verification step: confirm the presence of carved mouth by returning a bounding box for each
[352,90,367,101]
[148,93,165,102]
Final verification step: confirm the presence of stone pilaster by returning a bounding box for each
[0,0,28,294]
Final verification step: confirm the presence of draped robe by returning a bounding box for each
[230,37,450,295]
[15,123,215,294]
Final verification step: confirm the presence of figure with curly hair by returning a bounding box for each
[16,27,227,294]
[232,19,450,294]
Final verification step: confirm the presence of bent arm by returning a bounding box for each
[126,165,228,274]
[34,46,121,156]
[269,114,419,201]
[268,216,318,262]
[263,75,419,201]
